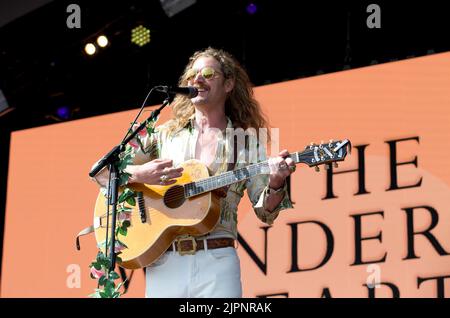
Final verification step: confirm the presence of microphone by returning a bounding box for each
[157,86,198,98]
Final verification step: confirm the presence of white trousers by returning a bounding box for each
[145,245,242,298]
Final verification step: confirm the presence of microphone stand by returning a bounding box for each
[89,90,172,274]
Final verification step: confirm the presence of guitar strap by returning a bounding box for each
[75,225,95,251]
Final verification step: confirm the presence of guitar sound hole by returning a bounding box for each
[163,185,186,209]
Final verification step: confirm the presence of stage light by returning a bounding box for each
[246,3,257,15]
[131,25,151,47]
[97,35,108,48]
[160,0,196,18]
[0,89,14,117]
[84,43,96,55]
[56,106,71,120]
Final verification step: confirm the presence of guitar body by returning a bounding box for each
[93,159,221,269]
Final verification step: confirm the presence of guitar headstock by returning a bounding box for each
[294,139,351,171]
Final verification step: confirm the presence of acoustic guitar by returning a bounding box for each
[93,139,350,269]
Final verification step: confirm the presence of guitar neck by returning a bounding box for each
[184,151,309,198]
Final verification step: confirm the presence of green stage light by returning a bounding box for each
[131,25,151,47]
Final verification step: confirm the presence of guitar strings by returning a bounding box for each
[97,151,325,224]
[106,158,276,205]
[99,152,310,217]
[161,152,305,199]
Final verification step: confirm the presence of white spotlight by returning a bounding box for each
[97,35,108,48]
[84,43,96,55]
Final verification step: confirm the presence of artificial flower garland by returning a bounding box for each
[88,120,156,298]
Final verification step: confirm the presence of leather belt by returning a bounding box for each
[167,237,235,255]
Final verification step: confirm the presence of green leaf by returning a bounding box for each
[117,206,132,213]
[118,159,128,172]
[104,286,114,298]
[109,271,120,280]
[93,262,101,270]
[98,276,107,286]
[118,188,135,203]
[105,279,115,291]
[122,220,131,228]
[121,154,134,170]
[146,125,155,136]
[123,152,132,161]
[99,291,108,298]
[125,196,136,206]
[118,227,127,236]
[119,172,131,186]
[97,251,108,261]
[98,257,111,269]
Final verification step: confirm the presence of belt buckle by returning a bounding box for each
[176,235,197,256]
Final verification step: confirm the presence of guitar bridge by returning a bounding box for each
[137,192,146,223]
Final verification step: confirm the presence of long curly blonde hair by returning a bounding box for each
[164,47,270,139]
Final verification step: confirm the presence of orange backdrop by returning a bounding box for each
[2,52,450,297]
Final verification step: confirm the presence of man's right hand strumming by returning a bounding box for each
[126,159,183,186]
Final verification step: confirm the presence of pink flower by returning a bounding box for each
[90,267,105,279]
[132,123,147,138]
[114,244,125,253]
[128,139,139,149]
[118,213,131,221]
[138,128,148,137]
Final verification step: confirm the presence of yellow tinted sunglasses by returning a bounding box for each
[185,67,221,81]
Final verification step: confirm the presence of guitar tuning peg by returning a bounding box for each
[334,162,338,168]
[315,166,320,172]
